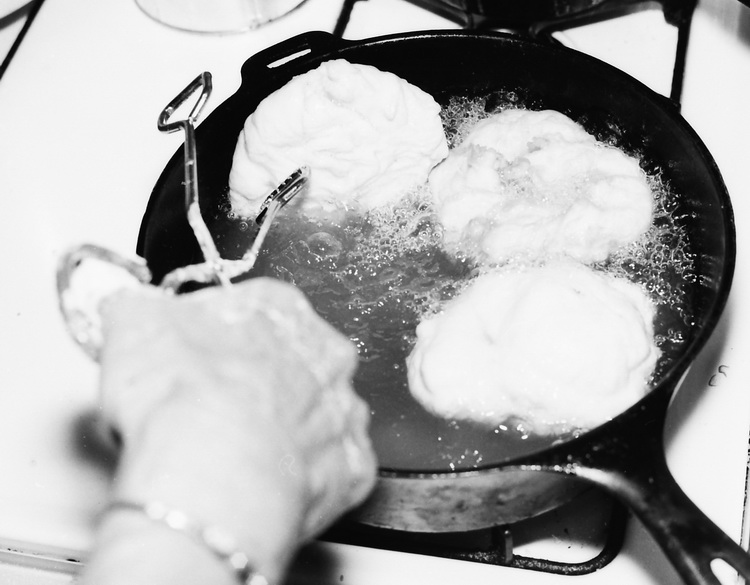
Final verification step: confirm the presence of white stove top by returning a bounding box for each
[1,1,749,583]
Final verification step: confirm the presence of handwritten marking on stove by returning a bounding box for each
[708,365,729,387]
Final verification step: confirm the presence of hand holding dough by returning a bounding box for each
[81,278,376,585]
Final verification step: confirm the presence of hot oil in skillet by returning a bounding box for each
[247,98,697,473]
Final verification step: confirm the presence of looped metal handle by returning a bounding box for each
[157,72,231,288]
[158,71,212,134]
[57,73,308,356]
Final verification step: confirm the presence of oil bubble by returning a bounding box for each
[306,231,343,260]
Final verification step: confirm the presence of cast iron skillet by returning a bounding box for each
[137,31,742,584]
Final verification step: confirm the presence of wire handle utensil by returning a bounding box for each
[57,72,308,359]
[246,164,309,261]
[155,72,308,293]
[157,71,231,288]
[158,164,309,292]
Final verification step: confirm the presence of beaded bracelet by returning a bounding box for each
[105,500,269,585]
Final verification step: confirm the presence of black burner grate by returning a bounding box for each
[335,0,697,103]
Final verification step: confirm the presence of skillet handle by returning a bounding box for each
[545,390,750,585]
[575,453,750,584]
[239,31,346,81]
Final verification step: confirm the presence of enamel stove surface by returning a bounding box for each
[0,1,749,583]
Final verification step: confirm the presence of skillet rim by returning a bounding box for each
[135,29,737,479]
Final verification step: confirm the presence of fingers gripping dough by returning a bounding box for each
[97,278,378,578]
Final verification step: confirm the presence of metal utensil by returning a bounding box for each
[156,73,308,292]
[158,164,308,292]
[156,71,230,288]
[57,72,308,359]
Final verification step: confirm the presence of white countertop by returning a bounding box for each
[2,0,750,583]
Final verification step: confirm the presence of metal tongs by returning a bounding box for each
[57,72,307,360]
[157,71,308,292]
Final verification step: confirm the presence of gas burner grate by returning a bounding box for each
[334,0,696,104]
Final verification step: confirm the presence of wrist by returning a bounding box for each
[82,507,243,585]
[109,398,304,581]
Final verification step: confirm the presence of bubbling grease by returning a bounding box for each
[249,95,696,471]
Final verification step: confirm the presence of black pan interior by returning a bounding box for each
[137,31,734,474]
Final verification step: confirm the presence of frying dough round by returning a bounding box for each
[428,109,654,265]
[228,59,448,219]
[406,262,660,434]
